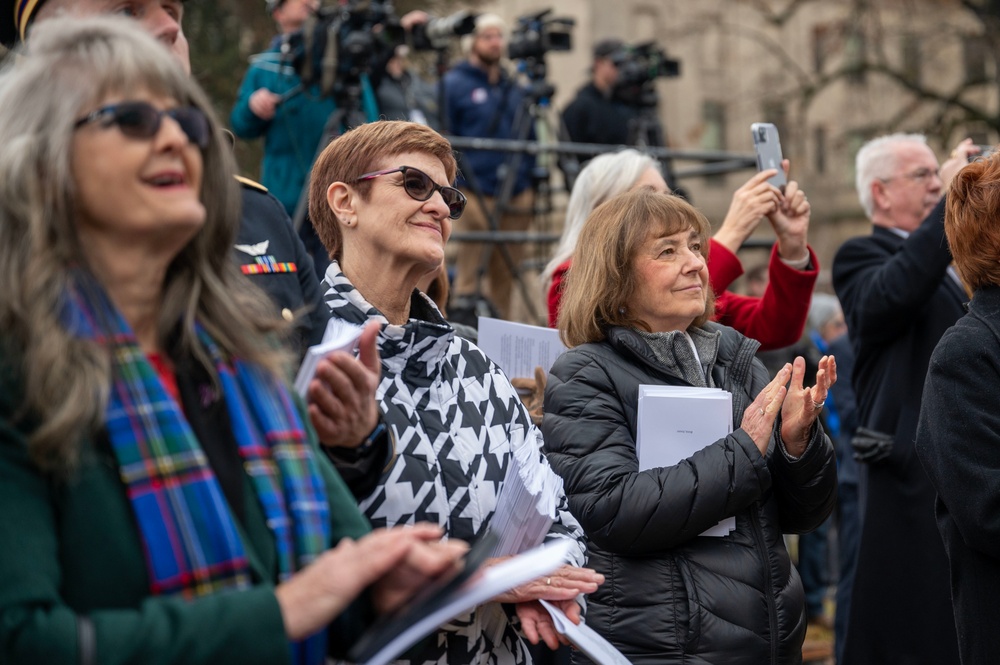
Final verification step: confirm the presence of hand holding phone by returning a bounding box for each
[751,122,788,191]
[969,145,997,163]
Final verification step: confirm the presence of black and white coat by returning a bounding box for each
[322,263,587,665]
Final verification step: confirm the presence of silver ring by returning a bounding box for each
[758,408,765,416]
[546,577,552,586]
[813,400,825,410]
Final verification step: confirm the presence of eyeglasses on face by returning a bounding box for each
[73,101,211,150]
[880,167,940,185]
[354,166,466,219]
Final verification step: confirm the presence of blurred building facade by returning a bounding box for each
[484,0,998,289]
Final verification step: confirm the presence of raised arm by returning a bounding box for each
[833,198,951,345]
[710,172,818,351]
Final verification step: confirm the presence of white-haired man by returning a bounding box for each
[832,134,977,665]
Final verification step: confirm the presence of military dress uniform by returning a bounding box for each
[235,177,329,355]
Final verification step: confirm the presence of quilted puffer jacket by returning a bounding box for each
[542,322,836,665]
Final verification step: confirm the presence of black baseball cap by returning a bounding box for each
[1,0,191,48]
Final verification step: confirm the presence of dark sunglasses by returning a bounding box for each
[354,166,466,219]
[73,101,211,150]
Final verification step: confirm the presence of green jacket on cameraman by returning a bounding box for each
[230,45,378,218]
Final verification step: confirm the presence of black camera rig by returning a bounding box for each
[282,0,476,104]
[612,40,681,107]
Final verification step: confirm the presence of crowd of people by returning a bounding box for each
[0,2,997,665]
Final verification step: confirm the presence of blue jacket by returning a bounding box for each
[442,61,534,197]
[231,48,335,217]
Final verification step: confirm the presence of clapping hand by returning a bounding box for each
[780,355,837,457]
[308,321,382,449]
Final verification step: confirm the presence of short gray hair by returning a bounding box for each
[542,149,660,289]
[855,133,927,219]
[808,293,842,332]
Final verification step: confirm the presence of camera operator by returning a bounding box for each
[561,39,638,147]
[444,14,535,322]
[376,43,440,129]
[231,0,373,277]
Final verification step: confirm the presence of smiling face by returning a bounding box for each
[343,151,453,276]
[71,89,205,267]
[629,226,709,333]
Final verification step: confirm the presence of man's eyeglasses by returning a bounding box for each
[880,167,940,185]
[74,101,211,150]
[354,166,466,220]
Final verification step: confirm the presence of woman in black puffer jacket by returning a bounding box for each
[543,188,838,665]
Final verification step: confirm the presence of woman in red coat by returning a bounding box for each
[542,150,818,351]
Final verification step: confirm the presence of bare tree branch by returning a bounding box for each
[747,0,825,27]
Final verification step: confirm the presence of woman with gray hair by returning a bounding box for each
[0,17,464,665]
[543,149,819,351]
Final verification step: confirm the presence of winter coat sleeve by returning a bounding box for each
[230,62,271,140]
[768,415,838,534]
[542,348,775,555]
[706,238,745,294]
[713,244,819,352]
[916,318,1000,559]
[833,198,952,346]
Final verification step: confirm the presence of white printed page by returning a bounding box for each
[636,385,736,536]
[477,317,567,381]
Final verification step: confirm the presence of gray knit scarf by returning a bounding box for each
[636,325,722,388]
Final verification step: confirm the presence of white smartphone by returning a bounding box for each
[751,122,787,190]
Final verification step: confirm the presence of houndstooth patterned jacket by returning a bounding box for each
[322,264,586,665]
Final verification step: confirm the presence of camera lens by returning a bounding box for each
[757,127,767,142]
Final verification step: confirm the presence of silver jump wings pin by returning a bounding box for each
[235,240,270,257]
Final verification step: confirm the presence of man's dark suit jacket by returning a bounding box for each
[832,198,965,665]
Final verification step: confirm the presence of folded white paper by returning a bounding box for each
[636,385,736,537]
[489,430,562,558]
[293,318,365,398]
[358,539,575,665]
[539,600,634,665]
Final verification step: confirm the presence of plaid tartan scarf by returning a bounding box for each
[65,275,330,664]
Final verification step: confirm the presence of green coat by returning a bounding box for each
[0,360,373,665]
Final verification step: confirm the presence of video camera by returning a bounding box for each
[612,41,681,107]
[507,8,574,62]
[283,1,476,102]
[410,10,478,51]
